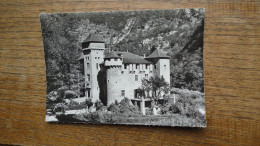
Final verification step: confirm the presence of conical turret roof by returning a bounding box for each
[83,33,104,43]
[145,49,169,59]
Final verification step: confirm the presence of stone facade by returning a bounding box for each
[80,34,170,106]
[105,62,154,105]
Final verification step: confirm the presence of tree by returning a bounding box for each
[150,45,157,54]
[141,76,169,105]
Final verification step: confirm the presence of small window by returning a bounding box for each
[98,57,100,59]
[124,64,127,69]
[135,75,138,81]
[95,57,97,59]
[146,64,148,69]
[121,90,125,96]
[145,74,148,79]
[96,63,99,69]
[154,65,157,69]
[87,63,90,68]
[87,90,90,97]
[87,74,90,82]
[164,65,166,69]
[136,64,139,69]
[115,58,118,61]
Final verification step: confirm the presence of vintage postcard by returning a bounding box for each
[40,8,206,127]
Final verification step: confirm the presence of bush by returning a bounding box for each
[85,111,114,124]
[95,100,104,111]
[57,86,69,100]
[53,103,68,112]
[47,86,79,104]
[169,104,181,114]
[46,91,59,104]
[86,98,93,108]
[108,97,140,117]
[159,88,205,122]
[64,90,77,99]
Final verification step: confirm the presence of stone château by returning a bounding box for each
[79,34,170,106]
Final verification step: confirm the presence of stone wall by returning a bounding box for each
[153,59,170,85]
[106,63,153,105]
[84,48,104,102]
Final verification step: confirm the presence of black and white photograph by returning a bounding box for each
[40,8,206,127]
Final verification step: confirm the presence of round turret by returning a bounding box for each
[104,51,122,67]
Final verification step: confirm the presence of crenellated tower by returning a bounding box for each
[104,51,124,105]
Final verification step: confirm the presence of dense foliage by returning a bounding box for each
[40,8,205,95]
[140,76,169,102]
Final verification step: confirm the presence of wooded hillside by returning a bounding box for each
[40,8,205,93]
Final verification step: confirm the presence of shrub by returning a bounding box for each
[108,97,140,117]
[53,103,68,112]
[86,98,93,108]
[169,104,181,114]
[95,100,104,111]
[85,111,114,124]
[159,88,205,121]
[46,91,59,103]
[57,86,69,100]
[64,90,77,99]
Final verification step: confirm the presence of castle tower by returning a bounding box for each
[104,51,123,105]
[145,49,170,85]
[81,33,105,102]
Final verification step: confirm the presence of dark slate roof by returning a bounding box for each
[83,33,104,43]
[145,49,169,59]
[104,51,120,59]
[113,51,152,64]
